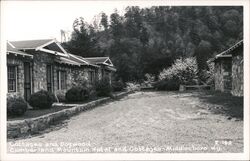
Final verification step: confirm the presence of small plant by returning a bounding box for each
[126,82,140,91]
[112,80,125,92]
[95,76,112,97]
[55,90,66,102]
[7,95,28,116]
[144,73,155,85]
[66,86,90,102]
[29,90,55,109]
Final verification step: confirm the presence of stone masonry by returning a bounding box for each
[214,58,232,92]
[231,47,243,96]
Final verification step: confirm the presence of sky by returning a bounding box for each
[3,0,245,42]
[2,1,158,41]
[3,1,129,41]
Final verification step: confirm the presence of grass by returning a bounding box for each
[7,105,75,121]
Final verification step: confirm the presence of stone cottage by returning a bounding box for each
[209,40,243,96]
[7,39,116,101]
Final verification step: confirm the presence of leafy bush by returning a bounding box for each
[65,86,90,102]
[126,82,141,91]
[142,73,155,87]
[7,95,28,116]
[72,72,88,87]
[29,90,55,109]
[95,76,112,97]
[88,85,97,100]
[112,80,125,92]
[55,90,66,102]
[145,73,155,83]
[155,57,198,90]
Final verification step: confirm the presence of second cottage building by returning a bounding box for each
[209,40,243,96]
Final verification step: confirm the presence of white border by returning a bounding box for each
[1,0,249,161]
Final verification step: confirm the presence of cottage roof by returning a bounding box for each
[7,38,116,70]
[207,40,243,63]
[67,54,99,67]
[7,42,33,58]
[55,56,82,66]
[9,39,54,49]
[85,57,114,67]
[104,65,117,72]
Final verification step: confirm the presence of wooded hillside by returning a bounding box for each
[63,6,243,82]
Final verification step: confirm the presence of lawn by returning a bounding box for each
[7,96,106,121]
[7,105,74,121]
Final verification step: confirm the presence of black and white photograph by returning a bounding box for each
[0,0,249,160]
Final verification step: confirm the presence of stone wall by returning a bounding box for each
[223,58,232,92]
[231,47,243,96]
[70,66,89,86]
[214,61,224,92]
[30,51,55,93]
[214,58,232,92]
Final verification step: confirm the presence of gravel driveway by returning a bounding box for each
[8,91,243,153]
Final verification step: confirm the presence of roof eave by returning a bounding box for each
[7,51,33,58]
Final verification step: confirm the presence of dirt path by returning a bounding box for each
[8,91,243,153]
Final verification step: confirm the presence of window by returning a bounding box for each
[46,65,54,92]
[8,66,17,92]
[88,71,95,83]
[57,70,67,90]
[101,69,105,78]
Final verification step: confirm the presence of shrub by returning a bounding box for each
[145,73,155,84]
[88,85,97,100]
[7,95,28,116]
[126,82,141,91]
[95,76,112,97]
[112,80,125,92]
[159,57,198,83]
[65,86,90,102]
[55,90,66,102]
[72,73,88,87]
[155,57,198,91]
[29,90,55,109]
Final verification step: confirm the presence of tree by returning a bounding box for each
[66,6,243,83]
[100,12,108,30]
[195,40,212,82]
[64,17,102,57]
[110,11,124,40]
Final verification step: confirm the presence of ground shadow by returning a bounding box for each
[188,90,243,119]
